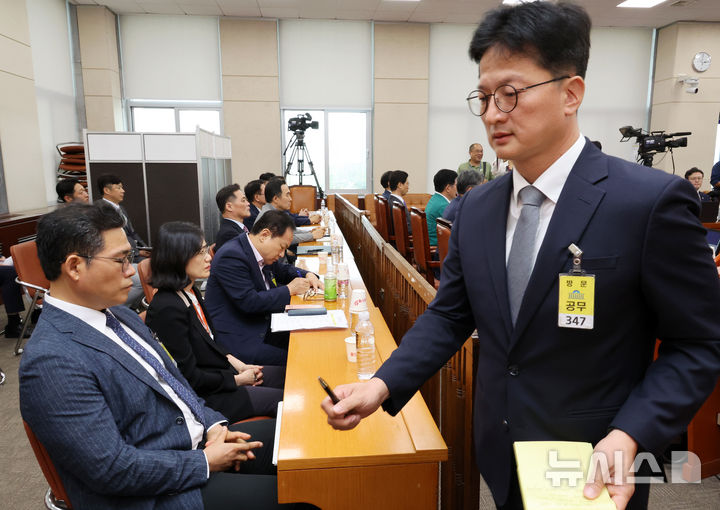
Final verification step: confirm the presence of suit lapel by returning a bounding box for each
[184,289,229,358]
[510,144,608,346]
[477,176,514,337]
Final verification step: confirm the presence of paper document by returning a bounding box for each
[513,441,615,509]
[270,309,348,332]
[272,401,283,466]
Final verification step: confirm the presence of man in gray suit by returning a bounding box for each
[19,204,304,510]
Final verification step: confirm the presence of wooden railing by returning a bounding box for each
[335,194,480,510]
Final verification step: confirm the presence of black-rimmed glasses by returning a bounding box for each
[466,76,570,117]
[77,251,135,271]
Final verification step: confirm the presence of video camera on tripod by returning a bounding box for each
[619,125,691,168]
[283,113,324,198]
[288,113,319,133]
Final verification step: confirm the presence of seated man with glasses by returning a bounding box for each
[322,3,720,510]
[19,203,307,510]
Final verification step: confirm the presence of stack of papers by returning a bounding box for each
[270,309,348,332]
[513,441,616,509]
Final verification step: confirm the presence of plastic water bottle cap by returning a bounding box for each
[359,311,370,321]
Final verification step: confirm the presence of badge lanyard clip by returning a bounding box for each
[568,243,584,275]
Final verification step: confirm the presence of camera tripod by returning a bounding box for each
[283,130,325,198]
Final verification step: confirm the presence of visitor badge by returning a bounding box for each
[558,244,595,330]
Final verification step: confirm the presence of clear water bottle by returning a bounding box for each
[355,311,375,380]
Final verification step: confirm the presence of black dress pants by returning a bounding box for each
[201,419,317,510]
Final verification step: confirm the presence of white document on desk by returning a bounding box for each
[272,401,282,466]
[270,309,348,332]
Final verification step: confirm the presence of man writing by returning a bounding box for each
[19,204,299,509]
[214,183,252,251]
[322,3,720,510]
[458,142,493,182]
[205,210,322,366]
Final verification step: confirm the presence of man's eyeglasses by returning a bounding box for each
[466,76,570,117]
[77,251,135,271]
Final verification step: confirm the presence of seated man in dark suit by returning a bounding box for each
[205,210,322,366]
[244,179,266,232]
[19,204,302,510]
[380,170,393,200]
[685,167,712,202]
[389,170,412,235]
[443,169,482,222]
[56,178,89,204]
[214,183,251,251]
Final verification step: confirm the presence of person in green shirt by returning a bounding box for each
[458,143,493,182]
[425,169,458,246]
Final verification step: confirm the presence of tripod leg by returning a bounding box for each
[303,147,325,199]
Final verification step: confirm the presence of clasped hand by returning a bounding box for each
[204,425,263,472]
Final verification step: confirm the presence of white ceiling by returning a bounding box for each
[68,0,720,28]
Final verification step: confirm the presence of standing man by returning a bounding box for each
[458,143,493,182]
[56,178,89,204]
[425,169,457,247]
[97,174,148,307]
[244,179,266,232]
[19,204,298,510]
[215,184,252,252]
[389,170,412,235]
[322,3,720,510]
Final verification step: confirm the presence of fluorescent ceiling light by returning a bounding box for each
[617,0,668,7]
[383,0,421,2]
[502,0,542,5]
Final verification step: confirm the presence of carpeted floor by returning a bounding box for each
[1,314,719,509]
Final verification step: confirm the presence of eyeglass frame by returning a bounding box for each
[76,251,136,271]
[466,75,571,117]
[196,244,211,257]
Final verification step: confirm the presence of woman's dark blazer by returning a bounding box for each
[146,287,252,420]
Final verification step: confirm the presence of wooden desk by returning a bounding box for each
[277,224,447,509]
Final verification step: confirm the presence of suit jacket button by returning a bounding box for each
[502,419,509,431]
[508,365,519,377]
[176,417,185,425]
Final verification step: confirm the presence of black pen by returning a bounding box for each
[318,377,340,404]
[305,248,324,253]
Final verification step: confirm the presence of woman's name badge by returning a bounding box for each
[558,244,595,330]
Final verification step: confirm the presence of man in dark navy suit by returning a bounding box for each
[684,167,712,202]
[214,183,251,251]
[322,4,720,510]
[205,210,322,366]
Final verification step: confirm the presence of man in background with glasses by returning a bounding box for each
[322,3,720,510]
[458,143,493,183]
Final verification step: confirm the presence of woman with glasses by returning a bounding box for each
[146,221,284,422]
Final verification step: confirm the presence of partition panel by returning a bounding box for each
[145,163,200,244]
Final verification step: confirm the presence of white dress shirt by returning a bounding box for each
[44,294,207,448]
[227,218,248,233]
[248,237,270,290]
[505,134,586,269]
